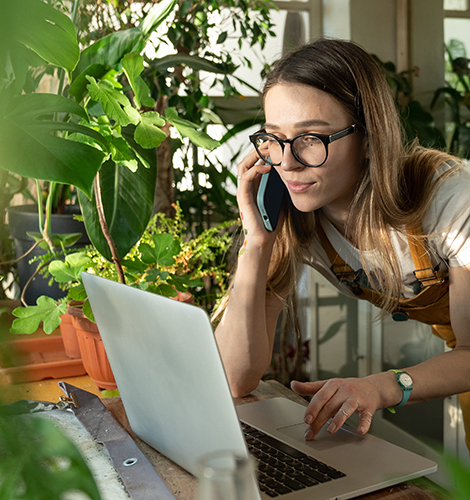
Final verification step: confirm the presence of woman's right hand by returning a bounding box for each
[236,148,281,247]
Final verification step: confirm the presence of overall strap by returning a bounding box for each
[406,226,444,287]
[317,222,444,288]
[316,223,356,283]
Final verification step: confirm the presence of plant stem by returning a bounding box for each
[93,173,126,284]
[36,180,44,235]
[20,260,51,307]
[43,183,56,253]
[0,239,42,266]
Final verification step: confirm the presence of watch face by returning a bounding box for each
[398,372,413,388]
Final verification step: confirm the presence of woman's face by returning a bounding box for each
[263,83,367,228]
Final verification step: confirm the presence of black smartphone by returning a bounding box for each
[256,166,287,231]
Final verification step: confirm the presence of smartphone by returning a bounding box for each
[256,166,287,231]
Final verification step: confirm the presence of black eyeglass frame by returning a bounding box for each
[249,124,359,168]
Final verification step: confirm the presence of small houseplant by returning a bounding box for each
[10,205,239,388]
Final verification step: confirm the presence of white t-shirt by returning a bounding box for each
[302,161,470,299]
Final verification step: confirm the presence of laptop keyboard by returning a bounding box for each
[241,422,346,497]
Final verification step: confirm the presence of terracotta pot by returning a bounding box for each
[171,291,195,305]
[59,307,82,359]
[72,310,117,391]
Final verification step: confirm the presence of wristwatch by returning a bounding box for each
[389,369,413,407]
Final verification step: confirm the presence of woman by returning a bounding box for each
[214,38,470,452]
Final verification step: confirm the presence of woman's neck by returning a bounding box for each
[320,207,356,245]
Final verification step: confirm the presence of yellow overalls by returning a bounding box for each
[317,223,470,454]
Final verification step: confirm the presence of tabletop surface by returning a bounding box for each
[100,379,446,500]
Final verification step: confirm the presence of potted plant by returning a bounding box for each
[0,0,221,307]
[431,40,470,159]
[10,204,238,389]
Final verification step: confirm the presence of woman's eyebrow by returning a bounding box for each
[264,119,331,130]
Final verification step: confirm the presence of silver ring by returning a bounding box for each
[361,411,373,418]
[338,408,349,418]
[360,417,371,423]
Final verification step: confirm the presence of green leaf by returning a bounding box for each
[69,0,176,102]
[154,283,177,297]
[140,111,166,127]
[121,53,155,109]
[69,286,88,302]
[86,77,132,127]
[165,108,220,150]
[216,32,228,44]
[82,299,95,322]
[78,129,157,261]
[140,233,181,266]
[27,232,83,249]
[139,0,178,35]
[124,105,142,125]
[109,135,139,172]
[134,112,167,148]
[70,30,143,102]
[152,54,233,74]
[11,296,66,334]
[0,0,79,73]
[318,320,346,345]
[0,94,106,197]
[168,274,205,291]
[0,417,101,500]
[145,268,169,282]
[122,258,148,273]
[48,253,91,283]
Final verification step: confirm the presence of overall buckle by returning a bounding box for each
[331,264,357,282]
[413,267,445,288]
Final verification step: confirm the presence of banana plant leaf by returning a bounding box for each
[69,0,177,102]
[0,0,80,109]
[151,53,237,74]
[78,127,157,261]
[0,93,107,197]
[0,0,79,74]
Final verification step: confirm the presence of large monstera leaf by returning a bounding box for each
[78,129,157,261]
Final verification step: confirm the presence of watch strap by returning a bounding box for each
[388,369,413,409]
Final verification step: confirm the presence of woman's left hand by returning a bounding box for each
[291,377,385,439]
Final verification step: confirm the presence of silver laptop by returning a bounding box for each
[82,273,437,500]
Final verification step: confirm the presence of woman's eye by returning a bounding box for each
[301,135,321,145]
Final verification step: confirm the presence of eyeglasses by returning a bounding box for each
[249,124,358,168]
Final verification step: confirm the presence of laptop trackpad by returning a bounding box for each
[279,422,364,452]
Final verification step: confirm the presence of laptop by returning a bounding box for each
[82,273,437,500]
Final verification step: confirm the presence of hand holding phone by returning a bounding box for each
[256,167,287,231]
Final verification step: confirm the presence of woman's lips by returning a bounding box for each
[286,181,314,194]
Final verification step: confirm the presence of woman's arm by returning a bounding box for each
[292,263,470,440]
[215,149,285,397]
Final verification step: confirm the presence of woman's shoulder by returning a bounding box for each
[430,159,470,208]
[424,159,470,265]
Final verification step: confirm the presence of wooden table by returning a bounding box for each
[98,379,446,500]
[0,366,447,499]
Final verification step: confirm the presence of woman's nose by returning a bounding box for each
[280,144,304,172]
